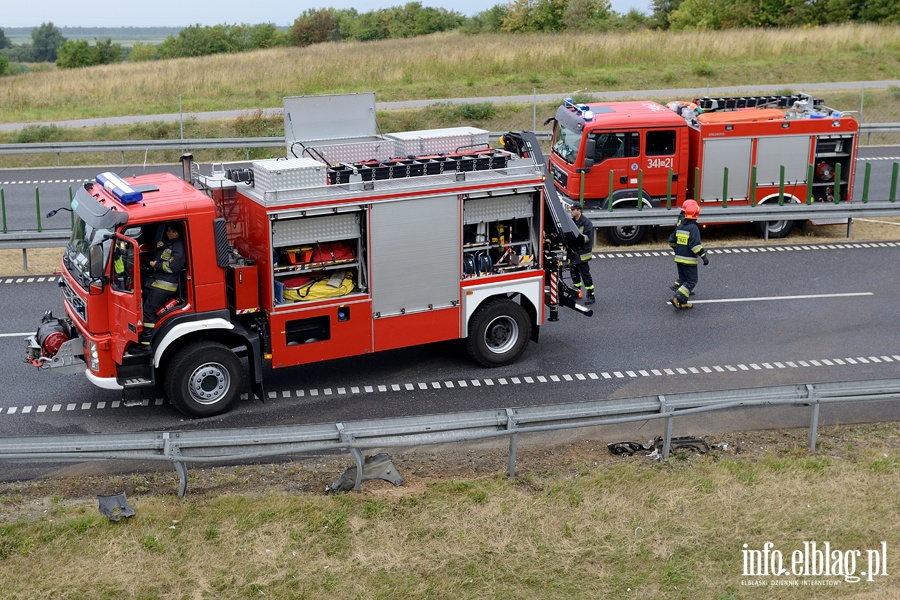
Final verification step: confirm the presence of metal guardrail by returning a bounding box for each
[1,379,898,496]
[0,125,897,156]
[583,200,900,228]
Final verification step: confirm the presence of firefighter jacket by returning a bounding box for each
[570,213,594,264]
[148,237,185,293]
[668,218,707,265]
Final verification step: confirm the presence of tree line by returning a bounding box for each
[1,0,896,74]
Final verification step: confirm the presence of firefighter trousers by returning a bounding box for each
[140,286,175,342]
[674,263,698,303]
[570,261,593,290]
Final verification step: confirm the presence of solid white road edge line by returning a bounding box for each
[686,292,874,305]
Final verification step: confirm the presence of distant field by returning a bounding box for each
[3,26,183,46]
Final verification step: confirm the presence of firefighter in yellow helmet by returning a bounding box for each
[668,199,708,310]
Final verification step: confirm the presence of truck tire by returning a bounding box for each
[604,224,647,246]
[753,219,795,239]
[165,342,243,418]
[466,299,532,367]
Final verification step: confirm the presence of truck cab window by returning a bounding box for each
[646,130,676,156]
[551,121,582,165]
[591,132,639,162]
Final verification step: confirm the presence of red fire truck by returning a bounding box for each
[26,94,590,417]
[547,92,859,244]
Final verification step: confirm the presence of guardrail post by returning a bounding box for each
[69,186,75,229]
[778,166,785,206]
[722,167,728,208]
[336,423,365,491]
[862,163,871,203]
[891,163,898,203]
[637,170,643,211]
[806,164,814,204]
[750,166,757,207]
[659,395,673,461]
[694,167,700,202]
[806,384,820,452]
[163,432,189,497]
[607,172,614,212]
[506,408,518,477]
[35,187,42,232]
[834,163,842,202]
[1,188,6,233]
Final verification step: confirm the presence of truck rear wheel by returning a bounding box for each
[466,299,531,367]
[753,219,795,239]
[166,342,243,418]
[604,224,647,246]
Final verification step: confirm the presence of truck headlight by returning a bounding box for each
[89,341,99,371]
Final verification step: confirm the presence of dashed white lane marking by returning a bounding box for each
[0,276,59,284]
[595,241,899,260]
[0,179,91,186]
[1,354,899,417]
[685,292,874,305]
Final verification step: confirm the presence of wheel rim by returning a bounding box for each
[615,225,640,241]
[766,220,789,234]
[483,315,519,355]
[187,362,231,405]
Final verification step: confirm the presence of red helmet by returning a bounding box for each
[683,199,700,219]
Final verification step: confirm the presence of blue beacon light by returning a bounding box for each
[96,172,143,204]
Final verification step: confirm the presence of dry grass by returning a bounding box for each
[1,423,898,598]
[1,24,898,123]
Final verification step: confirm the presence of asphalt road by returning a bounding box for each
[3,239,900,440]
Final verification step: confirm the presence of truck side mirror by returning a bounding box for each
[583,138,596,170]
[88,244,106,294]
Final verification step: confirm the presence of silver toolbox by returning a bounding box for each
[387,127,489,157]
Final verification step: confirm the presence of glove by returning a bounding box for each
[702,256,709,266]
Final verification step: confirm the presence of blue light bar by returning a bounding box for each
[97,172,142,204]
[563,98,593,122]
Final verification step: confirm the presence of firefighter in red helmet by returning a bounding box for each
[668,199,708,310]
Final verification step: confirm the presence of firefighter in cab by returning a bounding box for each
[568,202,595,305]
[668,199,708,310]
[139,223,186,347]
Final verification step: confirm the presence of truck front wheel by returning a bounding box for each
[166,342,243,418]
[466,299,532,367]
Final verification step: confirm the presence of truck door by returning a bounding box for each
[109,234,142,357]
[586,131,640,202]
[643,129,681,200]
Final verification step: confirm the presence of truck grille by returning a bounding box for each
[62,278,87,325]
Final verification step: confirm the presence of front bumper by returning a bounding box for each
[25,331,87,375]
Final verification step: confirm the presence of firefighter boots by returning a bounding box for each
[670,296,693,310]
[585,289,595,305]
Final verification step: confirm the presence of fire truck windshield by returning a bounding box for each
[551,121,582,165]
[65,185,128,288]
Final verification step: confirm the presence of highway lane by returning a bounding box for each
[1,240,899,438]
[0,150,897,232]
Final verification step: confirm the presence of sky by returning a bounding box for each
[6,0,653,28]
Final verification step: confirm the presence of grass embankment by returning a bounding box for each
[1,424,898,598]
[2,24,900,122]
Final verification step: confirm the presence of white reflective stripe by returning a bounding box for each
[153,318,236,368]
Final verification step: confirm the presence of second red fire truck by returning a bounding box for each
[547,92,859,244]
